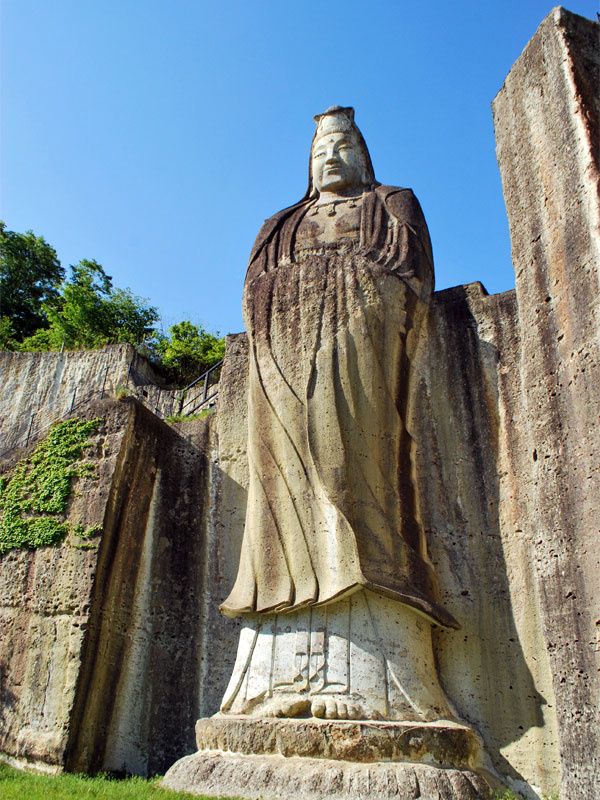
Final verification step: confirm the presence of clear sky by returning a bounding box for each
[1,1,597,336]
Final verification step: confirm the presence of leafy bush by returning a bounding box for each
[154,321,225,384]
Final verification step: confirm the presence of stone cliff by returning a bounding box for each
[0,7,598,799]
[0,396,239,776]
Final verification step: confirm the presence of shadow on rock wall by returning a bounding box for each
[413,286,546,786]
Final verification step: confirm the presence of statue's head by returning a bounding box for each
[307,106,376,198]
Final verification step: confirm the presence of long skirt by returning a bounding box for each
[221,246,452,629]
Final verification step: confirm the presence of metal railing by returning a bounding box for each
[177,360,223,417]
[0,356,225,462]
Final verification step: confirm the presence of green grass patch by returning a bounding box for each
[0,763,234,799]
[165,408,214,424]
[0,417,103,553]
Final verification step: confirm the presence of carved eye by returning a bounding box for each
[314,151,326,159]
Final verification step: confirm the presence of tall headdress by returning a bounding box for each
[305,105,377,198]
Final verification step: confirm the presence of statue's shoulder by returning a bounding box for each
[249,200,310,265]
[374,185,425,224]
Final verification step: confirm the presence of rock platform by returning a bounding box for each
[162,717,498,800]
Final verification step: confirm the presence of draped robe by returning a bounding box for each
[221,184,458,630]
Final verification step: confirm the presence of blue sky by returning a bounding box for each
[1,1,597,336]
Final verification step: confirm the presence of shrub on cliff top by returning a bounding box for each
[153,320,225,384]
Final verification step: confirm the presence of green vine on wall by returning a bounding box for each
[0,417,104,554]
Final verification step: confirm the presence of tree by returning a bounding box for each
[18,260,159,351]
[155,320,225,383]
[0,316,16,349]
[1,224,225,381]
[0,221,65,340]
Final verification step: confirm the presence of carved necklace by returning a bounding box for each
[310,195,361,217]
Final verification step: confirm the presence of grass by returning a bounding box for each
[165,408,214,424]
[0,763,234,800]
[0,762,561,800]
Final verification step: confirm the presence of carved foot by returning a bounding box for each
[241,693,384,720]
[234,691,420,721]
[260,697,312,718]
[311,697,383,720]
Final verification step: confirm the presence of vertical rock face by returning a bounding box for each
[493,7,600,798]
[0,402,127,769]
[62,400,240,776]
[414,284,561,795]
[64,401,206,775]
[0,345,168,456]
[0,398,238,776]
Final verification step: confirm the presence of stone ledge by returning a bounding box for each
[162,750,497,800]
[195,716,483,770]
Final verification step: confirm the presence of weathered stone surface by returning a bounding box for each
[220,592,455,722]
[0,345,175,457]
[162,751,496,800]
[219,108,462,761]
[412,283,561,796]
[493,7,600,798]
[0,401,125,768]
[0,397,236,776]
[215,286,561,795]
[195,716,483,769]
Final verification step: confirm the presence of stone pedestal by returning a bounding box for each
[162,717,498,800]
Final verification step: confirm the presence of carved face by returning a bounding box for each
[311,131,365,195]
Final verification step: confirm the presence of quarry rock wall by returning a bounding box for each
[492,8,600,798]
[0,398,239,776]
[0,400,126,770]
[0,345,164,457]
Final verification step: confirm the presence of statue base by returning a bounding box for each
[162,717,499,799]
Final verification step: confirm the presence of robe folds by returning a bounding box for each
[221,184,459,630]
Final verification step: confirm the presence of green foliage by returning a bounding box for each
[1,224,226,385]
[0,221,65,340]
[0,418,103,554]
[165,408,214,423]
[0,762,228,799]
[0,316,16,349]
[72,523,103,549]
[154,321,225,383]
[18,260,159,352]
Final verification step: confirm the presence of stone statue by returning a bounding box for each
[220,106,459,722]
